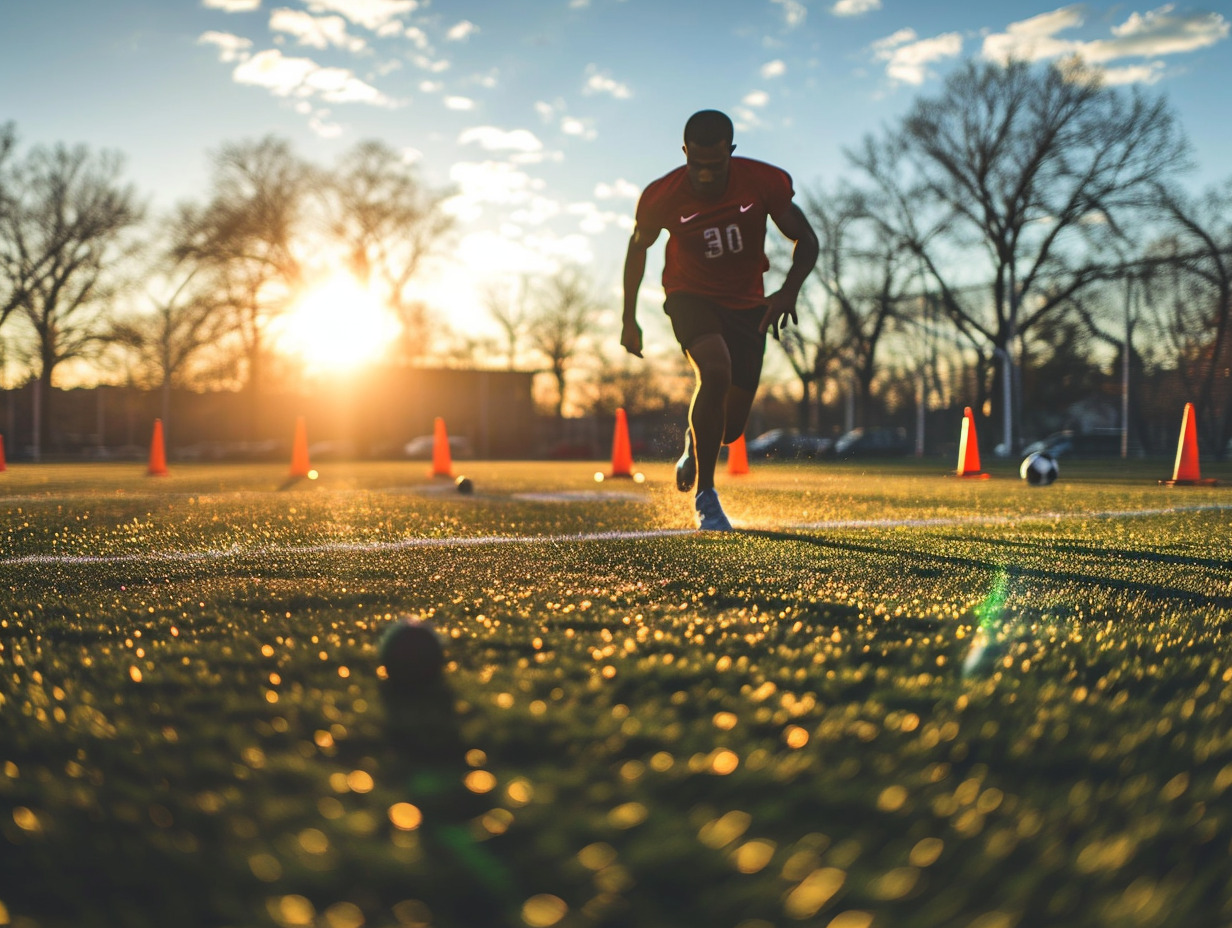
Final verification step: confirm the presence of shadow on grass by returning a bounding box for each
[379,679,524,928]
[739,528,1232,610]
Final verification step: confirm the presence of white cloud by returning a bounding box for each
[1098,61,1167,85]
[308,113,343,137]
[458,126,543,153]
[447,161,544,219]
[415,55,452,73]
[231,48,392,104]
[203,0,261,12]
[404,26,431,49]
[583,65,631,98]
[567,201,628,235]
[594,178,640,200]
[981,6,1086,63]
[446,20,479,41]
[560,117,597,141]
[535,99,563,122]
[419,80,443,92]
[982,6,1229,80]
[233,48,317,94]
[760,59,786,78]
[269,8,366,52]
[771,0,806,29]
[473,69,500,89]
[303,65,390,103]
[198,31,252,62]
[303,0,417,31]
[872,28,963,85]
[743,90,770,107]
[445,95,476,110]
[733,107,762,131]
[831,0,879,16]
[509,196,563,226]
[455,230,558,276]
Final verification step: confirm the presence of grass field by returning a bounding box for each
[2,457,1231,928]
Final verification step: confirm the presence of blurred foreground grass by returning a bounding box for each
[1,460,1231,928]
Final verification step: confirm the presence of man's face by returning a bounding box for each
[683,140,734,199]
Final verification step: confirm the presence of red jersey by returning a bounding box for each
[635,157,794,310]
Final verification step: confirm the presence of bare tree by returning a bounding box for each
[850,57,1189,452]
[526,267,598,418]
[174,137,311,437]
[107,204,229,432]
[481,275,530,369]
[328,140,453,364]
[0,138,143,456]
[800,186,917,428]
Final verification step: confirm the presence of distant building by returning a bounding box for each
[0,366,538,461]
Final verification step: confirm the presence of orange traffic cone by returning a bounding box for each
[0,433,6,472]
[727,432,749,476]
[1160,402,1217,486]
[147,419,168,476]
[430,417,453,478]
[289,416,312,479]
[607,408,634,478]
[955,406,989,478]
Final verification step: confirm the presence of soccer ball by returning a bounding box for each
[378,618,445,692]
[1020,451,1059,486]
[455,475,474,494]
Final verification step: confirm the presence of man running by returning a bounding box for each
[621,109,819,530]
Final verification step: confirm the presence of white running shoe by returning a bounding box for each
[694,488,733,531]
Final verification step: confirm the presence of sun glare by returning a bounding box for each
[278,273,400,372]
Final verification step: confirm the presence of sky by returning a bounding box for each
[2,0,1229,348]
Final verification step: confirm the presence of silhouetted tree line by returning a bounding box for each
[1,57,1229,459]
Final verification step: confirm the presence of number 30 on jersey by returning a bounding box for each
[703,224,745,258]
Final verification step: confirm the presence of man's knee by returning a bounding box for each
[688,336,732,391]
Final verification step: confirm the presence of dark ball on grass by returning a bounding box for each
[455,475,474,494]
[378,617,445,693]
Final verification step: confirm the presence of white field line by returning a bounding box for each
[2,504,1229,569]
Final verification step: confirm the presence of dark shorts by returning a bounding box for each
[664,292,767,393]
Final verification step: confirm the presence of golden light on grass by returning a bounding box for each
[784,867,846,919]
[607,801,648,829]
[346,770,373,793]
[711,748,740,775]
[388,802,423,831]
[269,894,315,927]
[521,894,568,927]
[578,842,618,870]
[277,271,399,373]
[877,785,908,812]
[699,810,752,849]
[464,770,497,794]
[734,838,777,873]
[909,837,944,867]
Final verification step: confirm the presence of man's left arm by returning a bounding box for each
[760,202,820,337]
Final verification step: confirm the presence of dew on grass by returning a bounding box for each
[522,894,568,927]
[784,867,846,919]
[733,838,777,873]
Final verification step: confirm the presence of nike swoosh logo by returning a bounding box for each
[739,203,754,212]
[680,212,700,223]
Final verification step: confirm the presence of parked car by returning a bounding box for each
[403,434,473,459]
[832,426,911,458]
[1022,428,1127,458]
[744,428,833,460]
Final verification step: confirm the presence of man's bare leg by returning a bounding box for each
[723,384,755,446]
[685,334,732,494]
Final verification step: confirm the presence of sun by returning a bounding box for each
[278,272,400,372]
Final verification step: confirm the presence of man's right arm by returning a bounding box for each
[621,224,659,358]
